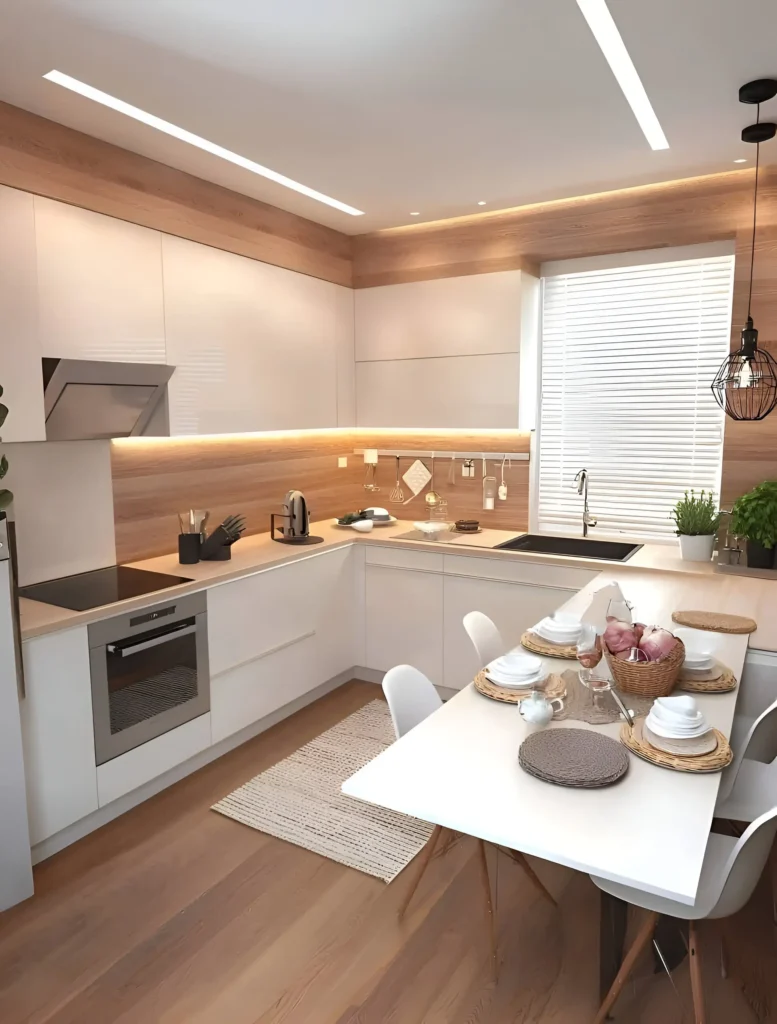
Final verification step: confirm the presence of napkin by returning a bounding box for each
[402,460,432,503]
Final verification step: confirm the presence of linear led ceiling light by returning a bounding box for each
[43,70,365,216]
[575,0,669,150]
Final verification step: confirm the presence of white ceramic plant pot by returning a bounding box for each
[679,534,716,562]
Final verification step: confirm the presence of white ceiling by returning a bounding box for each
[0,0,775,233]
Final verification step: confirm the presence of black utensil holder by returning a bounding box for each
[178,533,201,564]
[200,526,232,560]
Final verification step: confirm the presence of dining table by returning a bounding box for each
[341,572,751,995]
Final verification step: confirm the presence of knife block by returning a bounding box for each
[200,526,232,560]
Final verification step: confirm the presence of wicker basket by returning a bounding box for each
[605,638,685,698]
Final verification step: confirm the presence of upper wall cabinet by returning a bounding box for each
[162,235,351,435]
[34,198,166,363]
[354,270,538,429]
[0,186,45,441]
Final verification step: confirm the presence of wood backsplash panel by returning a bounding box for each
[112,431,531,563]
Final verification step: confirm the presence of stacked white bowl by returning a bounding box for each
[531,613,583,646]
[644,695,716,755]
[485,652,547,690]
[673,628,716,674]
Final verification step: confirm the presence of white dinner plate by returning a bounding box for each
[486,670,546,689]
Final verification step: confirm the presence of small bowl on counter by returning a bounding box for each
[413,521,450,539]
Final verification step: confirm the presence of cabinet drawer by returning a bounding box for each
[365,545,444,573]
[211,632,318,744]
[443,553,597,591]
[97,714,211,806]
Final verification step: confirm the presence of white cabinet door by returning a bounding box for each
[443,575,575,691]
[356,353,520,429]
[34,198,166,363]
[739,650,777,721]
[365,564,444,683]
[208,547,359,742]
[0,186,45,441]
[20,627,98,844]
[162,235,339,434]
[355,271,523,362]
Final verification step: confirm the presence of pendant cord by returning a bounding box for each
[747,103,761,322]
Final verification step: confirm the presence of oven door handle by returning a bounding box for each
[107,623,197,657]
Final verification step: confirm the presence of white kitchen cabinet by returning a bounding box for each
[355,353,520,429]
[34,197,166,363]
[208,547,359,742]
[20,626,98,844]
[354,271,524,362]
[365,562,444,684]
[162,235,342,434]
[0,186,45,441]
[442,574,578,691]
[97,714,211,806]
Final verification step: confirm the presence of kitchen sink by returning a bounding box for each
[494,534,642,562]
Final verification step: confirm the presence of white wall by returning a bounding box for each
[4,441,116,585]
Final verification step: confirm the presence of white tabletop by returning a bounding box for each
[342,575,749,906]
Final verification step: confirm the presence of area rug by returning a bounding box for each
[211,700,434,882]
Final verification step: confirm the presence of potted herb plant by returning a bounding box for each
[671,489,721,562]
[730,481,777,569]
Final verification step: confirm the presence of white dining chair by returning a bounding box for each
[383,662,555,984]
[591,806,777,1024]
[382,664,443,739]
[716,697,777,819]
[463,611,505,667]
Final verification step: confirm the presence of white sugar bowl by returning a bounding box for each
[519,690,564,727]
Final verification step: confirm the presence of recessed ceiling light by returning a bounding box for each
[734,158,748,163]
[410,211,420,216]
[477,201,487,206]
[575,0,669,151]
[42,70,364,216]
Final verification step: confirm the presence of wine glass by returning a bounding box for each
[606,597,634,623]
[576,625,611,709]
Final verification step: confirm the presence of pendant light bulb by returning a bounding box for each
[738,359,753,389]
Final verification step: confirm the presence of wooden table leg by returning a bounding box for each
[397,824,443,921]
[689,921,707,1024]
[599,890,628,1003]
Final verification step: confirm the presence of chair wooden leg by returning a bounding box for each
[594,910,659,1024]
[689,921,706,1024]
[397,824,443,921]
[501,847,557,907]
[477,839,499,982]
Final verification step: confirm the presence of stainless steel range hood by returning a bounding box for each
[42,358,175,441]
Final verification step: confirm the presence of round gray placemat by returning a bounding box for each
[519,728,629,788]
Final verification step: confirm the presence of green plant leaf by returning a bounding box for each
[0,404,9,431]
[0,489,13,510]
[0,455,8,480]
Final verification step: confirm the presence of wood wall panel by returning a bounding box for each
[111,431,531,563]
[0,101,352,286]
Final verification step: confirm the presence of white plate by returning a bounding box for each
[489,653,542,677]
[333,515,398,527]
[645,716,712,740]
[486,669,546,689]
[533,625,581,644]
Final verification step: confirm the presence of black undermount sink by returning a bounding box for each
[494,534,643,562]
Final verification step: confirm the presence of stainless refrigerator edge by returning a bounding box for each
[0,516,34,909]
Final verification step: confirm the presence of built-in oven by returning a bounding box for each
[88,591,209,765]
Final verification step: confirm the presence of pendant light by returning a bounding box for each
[711,79,777,421]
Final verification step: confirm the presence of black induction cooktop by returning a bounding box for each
[19,565,193,612]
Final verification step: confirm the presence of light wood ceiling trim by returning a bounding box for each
[0,100,353,286]
[351,171,753,288]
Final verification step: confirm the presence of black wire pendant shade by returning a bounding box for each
[710,78,777,421]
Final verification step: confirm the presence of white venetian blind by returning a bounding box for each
[538,252,734,540]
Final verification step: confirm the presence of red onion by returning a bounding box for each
[603,619,638,654]
[638,626,677,662]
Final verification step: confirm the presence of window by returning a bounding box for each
[537,247,734,540]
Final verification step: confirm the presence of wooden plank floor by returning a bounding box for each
[0,680,773,1023]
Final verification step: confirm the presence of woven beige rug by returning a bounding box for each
[212,700,434,883]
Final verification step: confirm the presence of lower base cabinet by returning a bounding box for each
[210,633,318,744]
[365,563,444,683]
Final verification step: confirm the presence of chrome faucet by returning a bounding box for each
[574,469,597,538]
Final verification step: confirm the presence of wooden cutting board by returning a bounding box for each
[672,610,757,634]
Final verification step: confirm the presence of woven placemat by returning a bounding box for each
[672,610,757,634]
[677,662,737,694]
[520,631,577,659]
[620,719,733,773]
[519,728,629,788]
[553,670,654,725]
[474,669,566,705]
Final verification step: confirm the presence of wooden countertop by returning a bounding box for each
[19,521,777,650]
